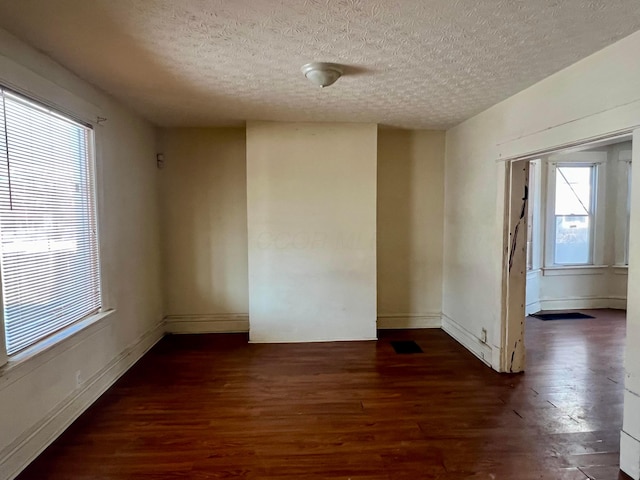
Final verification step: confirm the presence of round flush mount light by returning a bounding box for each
[301,62,343,88]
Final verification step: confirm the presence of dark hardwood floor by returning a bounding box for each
[16,309,630,479]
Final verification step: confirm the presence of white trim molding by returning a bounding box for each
[0,320,164,480]
[542,265,608,276]
[164,314,249,334]
[0,52,102,127]
[0,310,116,388]
[377,313,441,329]
[525,269,542,316]
[525,301,542,316]
[613,265,630,275]
[538,296,626,311]
[441,313,493,368]
[609,296,628,310]
[621,430,640,479]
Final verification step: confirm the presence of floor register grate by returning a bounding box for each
[390,340,423,354]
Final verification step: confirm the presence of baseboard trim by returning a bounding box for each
[165,314,249,334]
[441,313,492,368]
[377,313,442,329]
[620,430,640,479]
[539,296,627,311]
[525,301,541,315]
[1,321,164,480]
[609,296,628,310]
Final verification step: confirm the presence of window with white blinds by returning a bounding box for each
[0,88,101,355]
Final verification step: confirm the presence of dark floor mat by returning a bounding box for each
[390,340,423,354]
[530,312,595,321]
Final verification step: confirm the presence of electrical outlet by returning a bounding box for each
[75,370,82,388]
[481,328,488,344]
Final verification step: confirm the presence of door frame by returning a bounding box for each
[499,130,634,373]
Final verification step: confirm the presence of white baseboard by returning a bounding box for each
[539,296,627,311]
[377,313,442,329]
[621,430,640,479]
[1,321,164,480]
[441,313,492,367]
[525,301,541,315]
[609,296,628,310]
[165,313,249,334]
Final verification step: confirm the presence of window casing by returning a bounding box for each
[624,161,632,265]
[610,146,633,267]
[0,88,101,356]
[526,162,536,271]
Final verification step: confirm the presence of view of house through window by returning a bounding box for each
[0,88,101,355]
[553,165,595,265]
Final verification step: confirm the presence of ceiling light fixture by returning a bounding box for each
[301,62,343,88]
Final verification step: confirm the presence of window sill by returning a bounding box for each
[613,265,629,275]
[542,265,608,276]
[0,309,115,387]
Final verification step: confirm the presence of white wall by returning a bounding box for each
[246,122,377,343]
[443,30,640,477]
[159,128,249,333]
[525,270,542,315]
[0,29,163,479]
[377,129,444,328]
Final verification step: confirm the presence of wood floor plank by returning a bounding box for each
[15,309,632,479]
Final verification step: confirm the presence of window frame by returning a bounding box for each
[0,86,106,366]
[626,160,632,265]
[618,157,633,266]
[526,159,543,272]
[544,152,607,269]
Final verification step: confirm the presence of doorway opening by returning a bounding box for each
[502,133,633,373]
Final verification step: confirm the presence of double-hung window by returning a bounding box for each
[0,88,101,357]
[552,164,596,265]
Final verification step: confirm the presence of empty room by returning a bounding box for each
[0,1,640,479]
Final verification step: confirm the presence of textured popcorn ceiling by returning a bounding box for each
[0,0,639,129]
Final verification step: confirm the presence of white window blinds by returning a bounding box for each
[0,89,101,355]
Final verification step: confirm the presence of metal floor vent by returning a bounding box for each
[390,340,423,354]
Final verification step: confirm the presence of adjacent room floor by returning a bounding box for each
[17,309,629,479]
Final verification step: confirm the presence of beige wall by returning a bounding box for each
[159,128,248,329]
[377,130,444,326]
[0,28,163,479]
[246,122,377,343]
[159,127,445,334]
[443,30,640,477]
